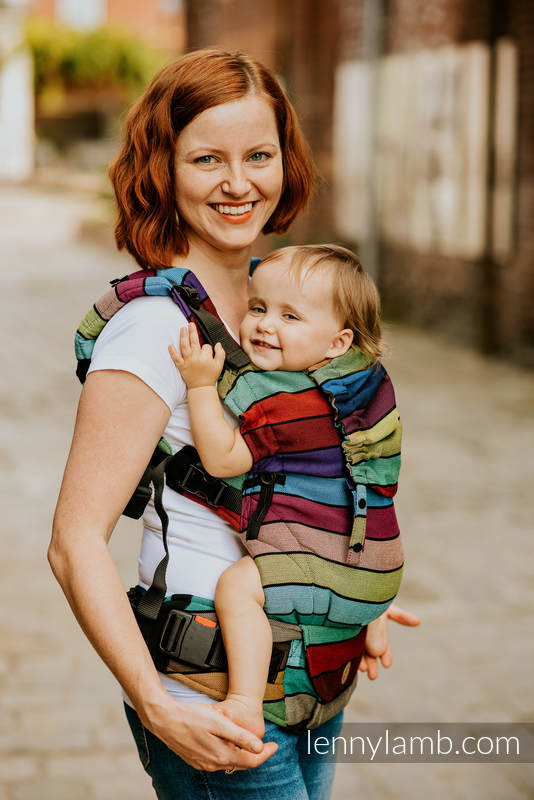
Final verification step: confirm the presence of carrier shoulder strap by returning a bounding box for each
[75,266,250,384]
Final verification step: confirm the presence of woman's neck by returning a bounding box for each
[171,237,251,335]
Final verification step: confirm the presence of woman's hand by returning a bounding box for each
[359,605,420,680]
[141,690,277,772]
[169,322,226,389]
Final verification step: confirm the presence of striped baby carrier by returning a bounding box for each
[75,265,404,730]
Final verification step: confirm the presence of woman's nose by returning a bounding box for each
[222,164,251,197]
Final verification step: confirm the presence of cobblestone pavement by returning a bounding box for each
[1,183,533,799]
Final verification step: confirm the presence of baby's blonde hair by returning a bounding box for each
[258,244,385,362]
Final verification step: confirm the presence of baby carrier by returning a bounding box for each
[75,265,403,730]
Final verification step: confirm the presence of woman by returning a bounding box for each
[50,49,418,799]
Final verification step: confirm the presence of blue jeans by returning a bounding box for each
[124,703,342,800]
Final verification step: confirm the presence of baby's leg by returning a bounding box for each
[214,555,271,738]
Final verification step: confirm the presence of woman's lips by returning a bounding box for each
[210,201,257,224]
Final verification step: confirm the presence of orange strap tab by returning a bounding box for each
[194,615,217,628]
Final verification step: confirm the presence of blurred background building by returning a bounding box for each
[29,0,185,51]
[1,0,532,364]
[0,1,34,180]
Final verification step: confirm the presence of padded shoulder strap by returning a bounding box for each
[75,266,250,382]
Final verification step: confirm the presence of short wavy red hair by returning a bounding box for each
[109,49,316,270]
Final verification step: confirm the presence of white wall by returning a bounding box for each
[0,6,34,180]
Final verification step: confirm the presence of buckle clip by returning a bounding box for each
[173,284,201,310]
[159,609,226,669]
[182,464,226,507]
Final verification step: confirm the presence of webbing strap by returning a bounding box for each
[136,460,169,620]
[245,473,285,540]
[173,285,250,372]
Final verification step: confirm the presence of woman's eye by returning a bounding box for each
[249,305,265,314]
[248,152,270,163]
[195,155,216,164]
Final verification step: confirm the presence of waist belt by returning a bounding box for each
[128,586,300,684]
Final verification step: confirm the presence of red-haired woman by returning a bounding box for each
[50,50,418,799]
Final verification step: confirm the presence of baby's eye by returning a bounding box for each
[283,311,299,321]
[249,305,265,314]
[248,152,270,163]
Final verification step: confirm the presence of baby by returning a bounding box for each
[170,244,389,737]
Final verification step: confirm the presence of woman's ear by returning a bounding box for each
[325,329,354,358]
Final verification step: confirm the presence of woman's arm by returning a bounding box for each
[169,323,253,477]
[49,369,275,770]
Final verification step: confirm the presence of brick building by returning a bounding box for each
[185,0,534,365]
[30,0,185,52]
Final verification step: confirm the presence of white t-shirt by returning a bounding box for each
[88,294,246,703]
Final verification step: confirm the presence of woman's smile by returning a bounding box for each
[210,200,259,224]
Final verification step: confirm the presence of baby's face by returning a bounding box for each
[239,256,347,371]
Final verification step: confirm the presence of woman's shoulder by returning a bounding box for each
[88,294,188,411]
[107,294,188,330]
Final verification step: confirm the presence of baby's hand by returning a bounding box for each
[169,322,226,389]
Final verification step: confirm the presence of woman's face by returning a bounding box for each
[174,93,283,255]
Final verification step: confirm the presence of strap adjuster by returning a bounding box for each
[173,284,201,309]
[159,609,226,669]
[182,464,227,507]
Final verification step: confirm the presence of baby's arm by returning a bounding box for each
[169,323,253,477]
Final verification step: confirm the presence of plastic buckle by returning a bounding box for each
[173,284,201,310]
[182,464,226,508]
[159,609,225,669]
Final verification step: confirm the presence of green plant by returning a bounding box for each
[26,19,167,101]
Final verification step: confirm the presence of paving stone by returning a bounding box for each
[87,772,154,800]
[0,755,39,781]
[12,779,91,800]
[46,752,134,780]
[2,709,94,752]
[95,719,138,749]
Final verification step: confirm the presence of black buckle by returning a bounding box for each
[172,284,201,310]
[182,464,227,507]
[159,609,226,669]
[109,274,128,287]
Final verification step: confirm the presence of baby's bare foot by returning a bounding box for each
[216,694,265,739]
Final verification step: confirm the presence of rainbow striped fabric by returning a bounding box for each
[75,266,218,370]
[218,350,403,726]
[75,267,403,729]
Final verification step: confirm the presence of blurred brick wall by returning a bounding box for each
[107,0,184,51]
[503,0,534,361]
[376,0,533,362]
[376,0,498,349]
[29,0,185,52]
